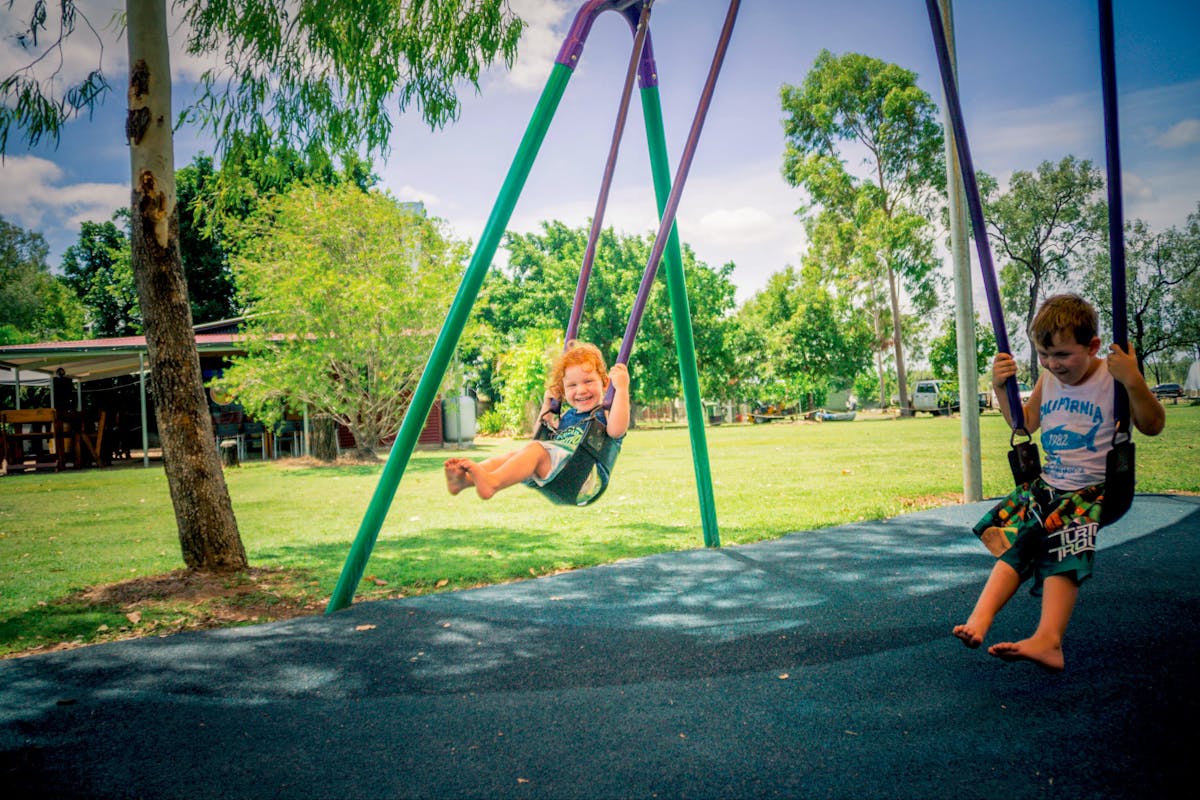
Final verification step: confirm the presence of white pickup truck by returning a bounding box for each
[910,380,987,415]
[910,380,951,415]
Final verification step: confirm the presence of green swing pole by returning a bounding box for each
[326,65,573,613]
[640,84,720,548]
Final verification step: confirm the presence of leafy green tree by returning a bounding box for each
[983,156,1106,380]
[719,315,771,405]
[927,313,997,405]
[176,156,236,324]
[1,0,522,571]
[0,216,84,344]
[736,266,872,410]
[219,185,468,460]
[476,221,737,410]
[782,50,945,412]
[1082,204,1200,375]
[60,216,140,336]
[491,328,561,435]
[176,150,376,324]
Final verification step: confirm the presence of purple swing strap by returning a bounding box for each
[924,0,1026,432]
[1098,0,1131,437]
[605,0,741,403]
[564,1,653,346]
[928,0,1131,438]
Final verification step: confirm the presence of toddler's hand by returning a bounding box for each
[608,363,630,391]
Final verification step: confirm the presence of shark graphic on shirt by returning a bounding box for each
[1041,421,1102,455]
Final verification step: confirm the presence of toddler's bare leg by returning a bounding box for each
[446,450,521,496]
[988,573,1077,671]
[953,560,1020,648]
[466,443,550,500]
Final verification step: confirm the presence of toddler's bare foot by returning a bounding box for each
[444,458,472,495]
[952,622,985,649]
[465,461,499,499]
[988,637,1065,672]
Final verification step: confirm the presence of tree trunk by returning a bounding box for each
[874,310,887,408]
[309,415,339,461]
[126,0,246,571]
[1026,272,1041,382]
[888,266,910,413]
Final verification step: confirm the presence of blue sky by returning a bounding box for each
[2,0,1198,307]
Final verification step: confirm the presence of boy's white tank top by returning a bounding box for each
[1039,363,1115,490]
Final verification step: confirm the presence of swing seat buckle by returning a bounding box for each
[1008,429,1041,486]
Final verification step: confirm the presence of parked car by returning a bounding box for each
[994,381,1033,406]
[909,380,984,415]
[1152,383,1184,399]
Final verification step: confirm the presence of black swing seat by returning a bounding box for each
[532,412,622,506]
[1008,428,1135,526]
[1100,435,1135,526]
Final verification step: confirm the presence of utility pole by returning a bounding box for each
[938,0,983,502]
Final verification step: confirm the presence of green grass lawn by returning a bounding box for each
[2,403,1197,656]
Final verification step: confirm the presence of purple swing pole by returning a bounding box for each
[924,0,1026,432]
[615,0,740,368]
[565,2,653,345]
[1098,0,1131,429]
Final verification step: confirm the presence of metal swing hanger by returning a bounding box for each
[556,0,741,410]
[926,0,1137,518]
[563,0,654,351]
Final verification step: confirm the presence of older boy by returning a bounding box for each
[953,294,1164,670]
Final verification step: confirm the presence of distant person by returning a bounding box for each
[444,341,630,500]
[953,294,1165,670]
[52,368,74,412]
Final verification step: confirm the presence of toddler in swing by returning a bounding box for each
[444,341,630,500]
[953,294,1164,670]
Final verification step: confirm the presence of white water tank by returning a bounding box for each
[442,395,477,444]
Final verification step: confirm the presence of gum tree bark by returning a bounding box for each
[126,0,246,570]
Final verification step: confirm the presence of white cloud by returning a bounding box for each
[394,184,442,207]
[1156,118,1200,148]
[0,155,125,257]
[1120,171,1155,202]
[971,92,1099,168]
[697,207,777,243]
[492,0,573,93]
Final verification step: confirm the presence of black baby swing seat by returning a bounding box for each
[533,412,622,506]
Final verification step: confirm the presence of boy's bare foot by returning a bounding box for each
[464,461,499,499]
[952,622,985,649]
[987,637,1065,672]
[444,459,471,495]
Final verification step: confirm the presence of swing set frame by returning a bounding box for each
[327,0,738,612]
[327,0,1138,613]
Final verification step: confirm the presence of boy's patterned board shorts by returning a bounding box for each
[973,478,1106,594]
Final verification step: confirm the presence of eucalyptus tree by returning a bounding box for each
[0,216,84,344]
[1082,204,1200,375]
[982,156,1106,380]
[0,0,521,571]
[781,50,945,412]
[219,184,468,460]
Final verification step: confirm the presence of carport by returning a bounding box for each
[0,320,249,467]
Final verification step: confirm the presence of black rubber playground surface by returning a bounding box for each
[2,494,1197,799]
